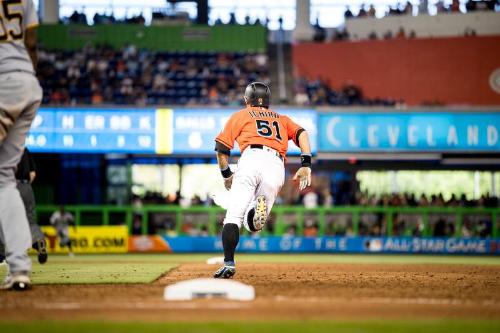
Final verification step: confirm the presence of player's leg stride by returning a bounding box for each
[214,223,239,279]
[243,195,268,232]
[213,82,312,279]
[0,0,42,291]
[35,240,48,264]
[252,195,268,231]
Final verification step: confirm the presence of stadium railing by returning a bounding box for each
[36,205,498,238]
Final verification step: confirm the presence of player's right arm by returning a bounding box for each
[214,112,243,190]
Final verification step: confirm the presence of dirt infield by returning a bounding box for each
[1,262,499,321]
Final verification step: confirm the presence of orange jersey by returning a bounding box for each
[215,106,304,158]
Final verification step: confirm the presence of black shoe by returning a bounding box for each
[213,261,236,279]
[37,241,48,264]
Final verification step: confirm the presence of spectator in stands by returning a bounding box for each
[395,26,406,38]
[451,0,461,12]
[367,4,376,17]
[295,86,310,106]
[436,1,448,13]
[228,12,237,25]
[37,46,269,106]
[383,30,394,39]
[68,10,87,24]
[418,0,429,15]
[404,1,413,15]
[341,80,363,104]
[344,6,354,19]
[304,220,319,237]
[358,4,368,17]
[313,16,326,42]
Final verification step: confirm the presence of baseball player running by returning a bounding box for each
[0,148,48,265]
[213,82,312,279]
[0,0,42,290]
[50,206,76,257]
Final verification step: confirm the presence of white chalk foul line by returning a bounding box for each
[274,296,499,306]
[31,302,250,311]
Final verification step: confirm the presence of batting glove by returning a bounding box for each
[293,167,312,191]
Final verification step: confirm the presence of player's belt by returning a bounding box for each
[249,144,284,162]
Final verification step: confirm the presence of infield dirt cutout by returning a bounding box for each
[1,263,499,321]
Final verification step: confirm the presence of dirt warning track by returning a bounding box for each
[1,263,499,321]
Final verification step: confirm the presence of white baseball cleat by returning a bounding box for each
[253,195,268,231]
[0,273,31,291]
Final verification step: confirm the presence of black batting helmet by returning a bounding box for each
[244,82,271,107]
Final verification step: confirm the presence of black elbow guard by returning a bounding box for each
[295,128,305,145]
[215,141,231,156]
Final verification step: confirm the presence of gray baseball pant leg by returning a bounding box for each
[0,72,42,274]
[17,182,44,243]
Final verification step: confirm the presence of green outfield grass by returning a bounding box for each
[0,255,177,284]
[1,320,500,333]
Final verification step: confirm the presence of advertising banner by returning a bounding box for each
[318,112,500,152]
[128,235,172,253]
[160,236,500,255]
[41,226,128,253]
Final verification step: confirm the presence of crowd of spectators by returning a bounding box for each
[67,10,146,25]
[65,8,274,27]
[345,0,498,20]
[130,187,497,237]
[355,191,498,208]
[37,45,269,106]
[294,77,398,107]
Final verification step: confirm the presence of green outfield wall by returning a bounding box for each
[38,24,267,52]
[36,205,498,238]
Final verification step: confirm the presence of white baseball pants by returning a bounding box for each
[223,147,285,228]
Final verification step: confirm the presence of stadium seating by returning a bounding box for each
[37,46,270,106]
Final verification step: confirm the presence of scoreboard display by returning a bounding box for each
[27,108,173,154]
[26,107,317,155]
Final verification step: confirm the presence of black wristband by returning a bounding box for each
[221,167,233,178]
[301,154,312,168]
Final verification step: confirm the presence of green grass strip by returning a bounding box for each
[33,253,500,265]
[0,320,499,333]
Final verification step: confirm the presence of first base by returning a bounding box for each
[164,278,255,301]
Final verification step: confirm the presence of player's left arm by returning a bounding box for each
[24,27,38,69]
[284,116,312,191]
[293,130,312,191]
[27,149,36,183]
[24,0,39,69]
